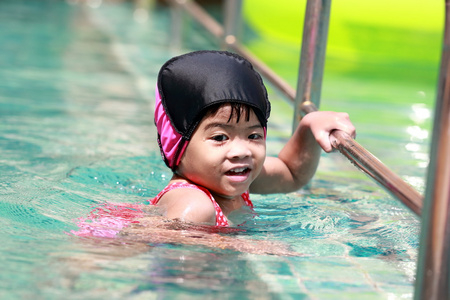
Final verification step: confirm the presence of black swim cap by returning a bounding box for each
[157,50,271,140]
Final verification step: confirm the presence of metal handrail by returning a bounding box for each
[414,1,450,298]
[166,0,423,216]
[305,102,423,215]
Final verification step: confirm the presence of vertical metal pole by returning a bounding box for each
[293,0,331,131]
[414,1,450,299]
[223,0,243,48]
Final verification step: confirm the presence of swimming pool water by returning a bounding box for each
[0,1,435,299]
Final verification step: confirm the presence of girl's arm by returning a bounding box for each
[250,111,356,194]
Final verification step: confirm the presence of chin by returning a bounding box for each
[225,186,249,198]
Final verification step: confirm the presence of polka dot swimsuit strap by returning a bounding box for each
[241,190,254,208]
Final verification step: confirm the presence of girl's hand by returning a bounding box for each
[301,111,356,153]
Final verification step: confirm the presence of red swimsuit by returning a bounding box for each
[70,182,253,238]
[149,182,253,226]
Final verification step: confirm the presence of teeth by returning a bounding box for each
[229,167,247,173]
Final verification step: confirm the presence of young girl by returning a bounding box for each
[149,50,355,227]
[72,50,355,247]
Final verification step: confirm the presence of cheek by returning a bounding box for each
[258,152,266,168]
[176,144,197,175]
[253,144,266,168]
[256,142,266,158]
[177,143,214,175]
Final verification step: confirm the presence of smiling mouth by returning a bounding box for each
[225,167,250,176]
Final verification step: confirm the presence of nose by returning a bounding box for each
[227,138,252,159]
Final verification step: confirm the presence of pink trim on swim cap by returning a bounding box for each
[154,88,188,170]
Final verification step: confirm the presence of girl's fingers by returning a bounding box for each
[303,111,356,152]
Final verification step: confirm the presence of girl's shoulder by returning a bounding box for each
[150,180,217,224]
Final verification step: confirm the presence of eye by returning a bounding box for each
[211,134,228,142]
[249,133,263,140]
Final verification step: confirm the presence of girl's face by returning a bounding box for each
[176,104,266,200]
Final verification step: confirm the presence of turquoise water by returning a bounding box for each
[0,1,435,299]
